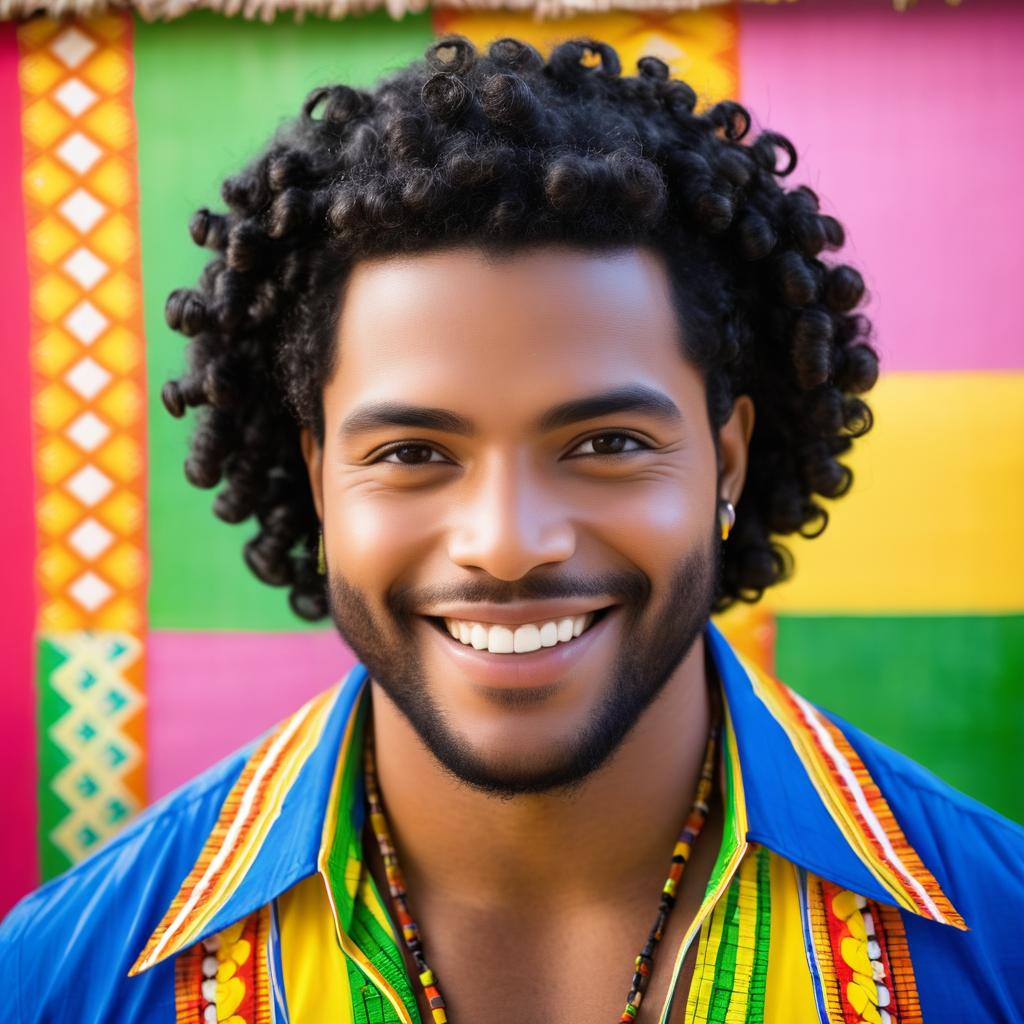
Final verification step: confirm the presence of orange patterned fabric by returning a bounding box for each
[174,908,272,1024]
[746,661,965,930]
[17,12,148,870]
[807,875,923,1024]
[18,13,147,638]
[133,687,339,974]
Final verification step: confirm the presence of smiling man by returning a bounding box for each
[2,34,1022,1024]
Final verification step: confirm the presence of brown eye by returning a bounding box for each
[377,443,448,465]
[592,434,628,454]
[391,445,435,464]
[570,432,648,457]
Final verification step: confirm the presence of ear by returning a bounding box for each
[299,427,325,522]
[716,394,755,507]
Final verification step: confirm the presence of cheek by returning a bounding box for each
[578,472,714,566]
[326,485,442,589]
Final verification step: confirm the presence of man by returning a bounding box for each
[1,34,1021,1024]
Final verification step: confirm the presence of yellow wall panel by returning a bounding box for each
[434,8,739,104]
[764,372,1024,612]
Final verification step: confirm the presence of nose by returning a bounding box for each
[447,450,576,581]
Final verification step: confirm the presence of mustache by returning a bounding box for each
[387,569,651,617]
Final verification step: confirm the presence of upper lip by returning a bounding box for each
[422,600,616,626]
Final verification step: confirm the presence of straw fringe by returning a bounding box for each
[1,0,961,26]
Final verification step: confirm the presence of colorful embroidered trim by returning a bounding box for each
[796,867,833,1024]
[132,686,340,974]
[267,901,290,1024]
[173,907,272,1024]
[685,844,771,1024]
[869,903,923,1024]
[317,678,371,929]
[740,655,965,930]
[803,872,923,1024]
[661,689,751,1023]
[317,683,417,1024]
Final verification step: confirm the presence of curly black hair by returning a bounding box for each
[160,35,878,622]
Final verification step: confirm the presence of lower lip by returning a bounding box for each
[421,610,618,690]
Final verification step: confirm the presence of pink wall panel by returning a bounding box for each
[738,0,1023,372]
[146,630,356,799]
[0,23,39,914]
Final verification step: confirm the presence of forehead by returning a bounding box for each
[326,245,702,425]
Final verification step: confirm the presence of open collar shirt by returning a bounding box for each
[2,622,1022,1023]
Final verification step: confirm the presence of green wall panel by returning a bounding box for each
[775,614,1024,823]
[135,11,434,630]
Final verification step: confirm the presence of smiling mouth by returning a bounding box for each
[426,607,613,655]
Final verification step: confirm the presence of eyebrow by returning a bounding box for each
[338,384,684,440]
[537,384,684,432]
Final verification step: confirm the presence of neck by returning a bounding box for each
[367,632,715,915]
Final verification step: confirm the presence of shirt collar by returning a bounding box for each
[705,622,964,931]
[131,620,963,975]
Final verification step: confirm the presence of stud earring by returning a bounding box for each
[317,528,326,575]
[718,499,736,541]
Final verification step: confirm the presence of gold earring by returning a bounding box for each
[718,499,736,541]
[317,528,326,575]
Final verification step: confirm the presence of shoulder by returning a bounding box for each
[0,736,258,1024]
[824,704,1024,879]
[821,706,1024,1021]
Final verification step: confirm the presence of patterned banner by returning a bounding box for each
[18,13,147,877]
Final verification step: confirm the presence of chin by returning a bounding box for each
[413,698,628,797]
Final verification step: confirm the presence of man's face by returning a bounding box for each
[302,245,748,795]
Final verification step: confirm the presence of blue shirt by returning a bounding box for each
[1,622,1022,1023]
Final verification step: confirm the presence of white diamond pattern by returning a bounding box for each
[68,518,114,560]
[66,411,111,452]
[54,77,98,117]
[64,357,112,400]
[65,465,113,507]
[68,571,113,611]
[63,248,109,290]
[56,132,102,175]
[28,15,148,875]
[65,301,109,345]
[59,189,106,233]
[50,28,97,69]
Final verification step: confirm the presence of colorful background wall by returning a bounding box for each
[1,0,1021,919]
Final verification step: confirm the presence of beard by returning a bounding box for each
[325,529,720,797]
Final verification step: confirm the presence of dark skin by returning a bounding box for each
[301,245,755,1023]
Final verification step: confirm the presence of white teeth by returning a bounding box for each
[443,612,598,655]
[513,624,542,653]
[487,626,514,654]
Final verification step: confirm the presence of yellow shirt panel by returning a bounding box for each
[277,872,355,1023]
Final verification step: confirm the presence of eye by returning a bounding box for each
[374,443,452,466]
[568,432,651,457]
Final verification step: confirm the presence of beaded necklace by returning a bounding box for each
[363,691,721,1024]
